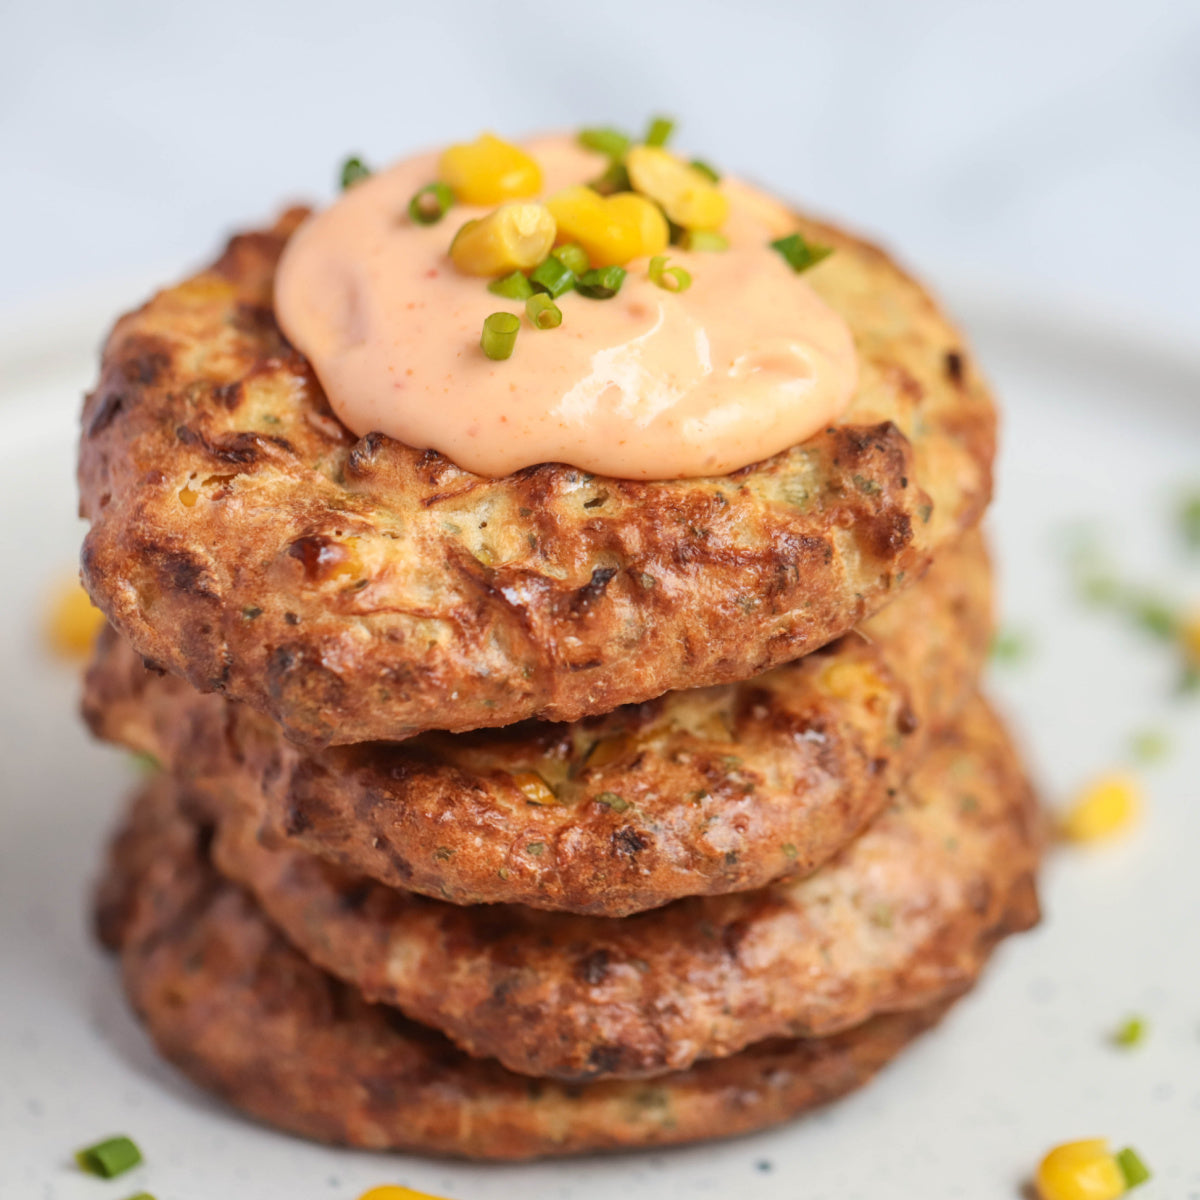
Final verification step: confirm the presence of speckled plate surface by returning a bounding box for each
[1,282,1198,1199]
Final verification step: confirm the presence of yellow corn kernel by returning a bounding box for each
[1061,773,1141,842]
[320,541,364,584]
[356,1187,455,1200]
[817,659,889,706]
[439,133,541,205]
[585,734,635,770]
[1035,1140,1126,1200]
[179,473,235,508]
[511,771,558,806]
[1181,608,1200,665]
[626,145,729,231]
[449,204,556,277]
[545,186,668,267]
[290,535,365,586]
[45,579,106,659]
[173,274,237,306]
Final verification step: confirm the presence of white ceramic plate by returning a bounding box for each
[1,283,1197,1200]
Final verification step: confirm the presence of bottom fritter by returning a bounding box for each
[97,778,962,1160]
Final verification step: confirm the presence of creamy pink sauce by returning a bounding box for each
[275,135,857,480]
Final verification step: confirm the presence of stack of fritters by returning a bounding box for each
[78,209,1039,1159]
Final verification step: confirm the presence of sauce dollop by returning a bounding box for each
[275,135,857,480]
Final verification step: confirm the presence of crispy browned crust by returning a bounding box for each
[97,781,958,1159]
[85,531,992,915]
[78,208,995,749]
[199,693,1038,1082]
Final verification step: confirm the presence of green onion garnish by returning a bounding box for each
[530,256,576,299]
[644,116,675,147]
[989,628,1031,665]
[480,312,520,361]
[591,159,631,195]
[1111,1014,1148,1047]
[689,159,720,183]
[487,271,534,300]
[1116,1147,1152,1190]
[648,255,692,293]
[340,156,370,190]
[526,293,563,330]
[579,127,631,160]
[123,1194,156,1200]
[1129,592,1178,640]
[770,232,834,274]
[553,243,590,276]
[1130,729,1170,763]
[1180,490,1200,550]
[681,230,729,252]
[75,1136,143,1179]
[576,266,627,299]
[408,182,454,225]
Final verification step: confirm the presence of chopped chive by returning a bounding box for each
[553,243,589,275]
[130,752,161,774]
[1128,593,1178,640]
[576,266,627,299]
[989,627,1031,665]
[1116,1147,1151,1189]
[480,312,520,361]
[681,230,729,252]
[579,127,631,160]
[526,293,563,330]
[644,116,675,147]
[123,1194,156,1200]
[591,159,631,195]
[530,256,576,298]
[487,271,534,300]
[1111,1014,1148,1047]
[595,791,630,812]
[1180,491,1200,550]
[1078,571,1122,606]
[339,156,370,190]
[407,181,454,225]
[1130,729,1170,764]
[771,232,834,273]
[689,159,720,183]
[75,1136,142,1179]
[648,254,692,293]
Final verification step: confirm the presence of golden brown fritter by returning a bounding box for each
[78,208,995,749]
[96,779,959,1159]
[201,694,1037,1082]
[85,532,992,916]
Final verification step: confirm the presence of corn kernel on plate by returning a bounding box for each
[1,283,1198,1197]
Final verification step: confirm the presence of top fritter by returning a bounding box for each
[78,125,995,748]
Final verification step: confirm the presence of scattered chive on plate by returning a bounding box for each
[75,1135,142,1179]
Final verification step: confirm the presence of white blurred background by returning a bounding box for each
[2,0,1198,337]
